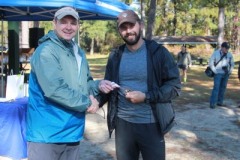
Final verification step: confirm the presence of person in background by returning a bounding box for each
[238,63,240,108]
[26,6,116,160]
[177,45,192,83]
[99,10,181,160]
[209,42,234,109]
[238,63,240,82]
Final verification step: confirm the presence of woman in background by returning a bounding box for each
[177,45,192,83]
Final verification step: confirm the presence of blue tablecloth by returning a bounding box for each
[0,97,28,159]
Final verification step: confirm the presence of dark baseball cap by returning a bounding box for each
[221,42,230,49]
[54,7,79,20]
[117,10,140,28]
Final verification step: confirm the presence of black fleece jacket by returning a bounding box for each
[99,39,181,137]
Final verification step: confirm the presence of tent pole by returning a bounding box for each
[1,20,4,97]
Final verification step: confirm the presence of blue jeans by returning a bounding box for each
[210,73,229,106]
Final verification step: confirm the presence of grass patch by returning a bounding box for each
[87,55,108,79]
[86,54,108,66]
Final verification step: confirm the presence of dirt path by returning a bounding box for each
[80,101,240,160]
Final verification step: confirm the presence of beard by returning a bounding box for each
[121,29,141,46]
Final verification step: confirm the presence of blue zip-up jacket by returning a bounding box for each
[26,31,99,143]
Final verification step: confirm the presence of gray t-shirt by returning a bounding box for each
[117,42,155,123]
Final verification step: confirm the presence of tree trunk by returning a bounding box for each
[33,21,39,28]
[140,0,145,38]
[217,0,225,48]
[231,1,239,53]
[162,1,167,36]
[90,37,94,55]
[20,22,29,48]
[146,0,156,40]
[172,0,177,36]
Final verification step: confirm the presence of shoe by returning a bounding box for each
[210,105,216,109]
[217,103,226,106]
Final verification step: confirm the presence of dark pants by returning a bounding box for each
[115,117,165,160]
[178,64,187,70]
[27,142,81,160]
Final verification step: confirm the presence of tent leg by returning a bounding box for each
[1,20,4,97]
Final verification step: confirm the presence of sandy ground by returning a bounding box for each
[80,100,240,160]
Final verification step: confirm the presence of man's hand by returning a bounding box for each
[87,95,99,113]
[125,91,146,103]
[99,80,120,94]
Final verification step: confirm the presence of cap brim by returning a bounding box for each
[56,13,79,20]
[118,19,137,27]
[223,46,230,49]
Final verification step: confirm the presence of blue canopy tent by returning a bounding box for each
[0,0,131,97]
[0,0,130,21]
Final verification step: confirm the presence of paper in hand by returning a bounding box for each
[111,82,120,88]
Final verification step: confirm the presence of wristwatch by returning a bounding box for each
[144,93,150,103]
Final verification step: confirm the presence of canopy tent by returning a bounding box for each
[0,0,130,21]
[152,36,218,45]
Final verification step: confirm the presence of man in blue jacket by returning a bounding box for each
[99,10,181,160]
[27,7,116,160]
